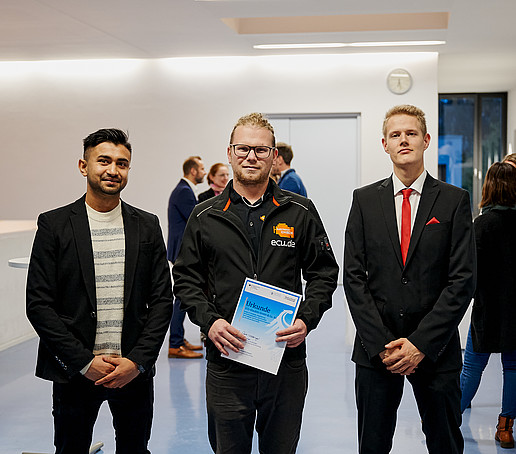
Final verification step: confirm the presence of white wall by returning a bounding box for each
[0,53,438,230]
[0,226,36,350]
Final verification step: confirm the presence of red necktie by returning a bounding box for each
[401,188,413,265]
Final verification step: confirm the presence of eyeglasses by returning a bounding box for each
[230,144,276,159]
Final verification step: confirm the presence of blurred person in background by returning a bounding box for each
[167,156,206,359]
[460,161,516,449]
[271,142,307,197]
[198,163,230,202]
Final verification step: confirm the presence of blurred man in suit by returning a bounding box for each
[167,156,206,358]
[344,105,476,454]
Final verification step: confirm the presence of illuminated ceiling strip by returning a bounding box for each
[254,41,446,49]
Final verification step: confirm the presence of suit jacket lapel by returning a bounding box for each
[378,177,404,267]
[70,196,96,310]
[122,201,139,308]
[405,174,440,267]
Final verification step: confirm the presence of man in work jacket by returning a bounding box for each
[173,112,339,454]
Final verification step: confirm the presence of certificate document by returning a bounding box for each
[226,278,302,375]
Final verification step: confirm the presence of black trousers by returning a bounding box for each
[355,364,463,454]
[52,374,154,454]
[206,358,308,454]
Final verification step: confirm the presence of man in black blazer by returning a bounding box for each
[344,105,476,454]
[26,128,173,454]
[166,156,206,358]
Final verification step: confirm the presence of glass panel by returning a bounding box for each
[438,95,475,198]
[438,93,507,215]
[480,96,504,179]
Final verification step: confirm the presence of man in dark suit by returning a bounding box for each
[167,156,206,358]
[26,128,173,454]
[344,105,476,454]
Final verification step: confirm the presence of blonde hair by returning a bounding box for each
[383,105,427,138]
[229,112,276,146]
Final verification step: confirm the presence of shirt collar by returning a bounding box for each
[392,170,427,196]
[229,180,273,206]
[182,177,198,196]
[280,168,291,178]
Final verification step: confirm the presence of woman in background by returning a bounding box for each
[198,163,230,202]
[460,162,516,449]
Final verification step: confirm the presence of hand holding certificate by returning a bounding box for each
[208,319,246,355]
[275,318,307,348]
[223,278,302,375]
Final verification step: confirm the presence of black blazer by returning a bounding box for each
[198,187,216,203]
[344,174,476,372]
[471,208,516,352]
[26,196,173,383]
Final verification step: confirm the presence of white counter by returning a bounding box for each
[1,220,37,351]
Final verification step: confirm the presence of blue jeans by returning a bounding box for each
[460,325,516,417]
[168,296,186,348]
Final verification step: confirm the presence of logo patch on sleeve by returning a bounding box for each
[273,223,294,238]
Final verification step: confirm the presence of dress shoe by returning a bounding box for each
[168,346,203,359]
[496,415,514,448]
[183,339,203,351]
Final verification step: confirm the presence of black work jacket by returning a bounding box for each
[173,180,339,363]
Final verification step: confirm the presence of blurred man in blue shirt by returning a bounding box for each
[272,142,307,197]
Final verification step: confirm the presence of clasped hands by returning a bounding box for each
[84,355,140,388]
[208,318,307,356]
[380,338,425,376]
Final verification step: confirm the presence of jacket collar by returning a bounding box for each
[378,173,440,269]
[406,173,439,267]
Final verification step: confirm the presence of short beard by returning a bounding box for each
[88,178,125,197]
[233,168,269,187]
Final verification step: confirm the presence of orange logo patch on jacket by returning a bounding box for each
[273,223,294,238]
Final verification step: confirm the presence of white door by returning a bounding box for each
[268,115,360,284]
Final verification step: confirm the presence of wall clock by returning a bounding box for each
[387,68,412,95]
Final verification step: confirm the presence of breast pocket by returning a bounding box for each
[424,221,450,232]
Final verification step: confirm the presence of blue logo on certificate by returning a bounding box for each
[226,278,302,375]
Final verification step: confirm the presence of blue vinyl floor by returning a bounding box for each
[0,286,511,453]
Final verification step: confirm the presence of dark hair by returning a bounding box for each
[207,163,228,185]
[276,142,293,165]
[83,128,131,159]
[480,162,516,208]
[183,156,202,176]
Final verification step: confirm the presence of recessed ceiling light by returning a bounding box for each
[254,41,446,50]
[254,43,347,49]
[350,40,445,47]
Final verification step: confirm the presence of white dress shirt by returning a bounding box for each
[182,177,199,201]
[392,170,427,241]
